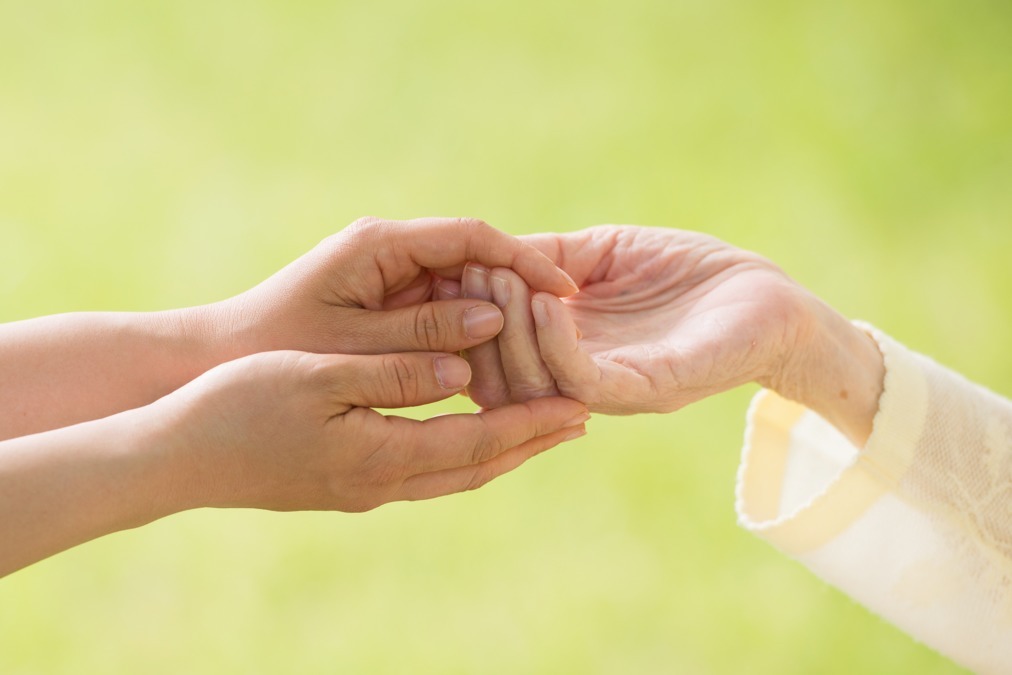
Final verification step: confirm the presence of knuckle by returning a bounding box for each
[470,425,507,465]
[465,467,495,492]
[382,354,421,402]
[340,423,406,505]
[458,218,496,257]
[342,216,386,242]
[303,353,340,389]
[510,382,560,404]
[411,304,446,350]
[456,217,491,233]
[350,215,383,230]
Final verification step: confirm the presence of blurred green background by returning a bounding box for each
[1,0,1009,672]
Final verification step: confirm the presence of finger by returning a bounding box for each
[321,352,474,409]
[530,292,601,398]
[461,263,512,408]
[532,292,655,413]
[397,423,587,502]
[382,271,435,310]
[433,278,461,301]
[361,217,579,296]
[519,228,616,287]
[490,267,559,402]
[337,299,505,354]
[392,395,589,475]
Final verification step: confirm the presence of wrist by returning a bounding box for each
[153,301,253,373]
[766,292,885,447]
[122,403,210,517]
[106,406,198,524]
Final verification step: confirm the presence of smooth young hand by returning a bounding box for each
[0,349,588,577]
[217,216,579,358]
[0,216,578,440]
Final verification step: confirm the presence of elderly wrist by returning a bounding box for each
[766,295,884,446]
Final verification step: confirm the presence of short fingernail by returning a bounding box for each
[562,427,587,442]
[491,275,510,308]
[434,356,472,389]
[463,305,504,339]
[463,263,489,297]
[560,270,579,295]
[532,300,550,327]
[435,281,460,300]
[564,411,591,427]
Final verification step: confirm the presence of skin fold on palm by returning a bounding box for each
[460,226,810,415]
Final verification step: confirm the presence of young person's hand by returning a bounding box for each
[0,216,577,440]
[157,349,588,512]
[216,216,578,358]
[0,348,589,577]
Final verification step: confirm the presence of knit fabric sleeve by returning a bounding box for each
[736,324,1012,674]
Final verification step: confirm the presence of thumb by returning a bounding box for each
[323,352,474,409]
[343,300,505,354]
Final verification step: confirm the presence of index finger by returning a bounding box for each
[373,217,579,297]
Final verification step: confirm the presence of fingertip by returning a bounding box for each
[562,425,588,442]
[531,290,563,304]
[489,268,513,309]
[531,299,549,328]
[462,302,504,340]
[433,354,472,390]
[559,269,580,296]
[462,262,491,299]
[530,291,563,328]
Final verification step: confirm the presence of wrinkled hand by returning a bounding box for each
[458,225,811,414]
[150,350,589,513]
[215,217,579,358]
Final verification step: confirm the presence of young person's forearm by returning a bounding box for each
[0,407,188,578]
[0,305,235,441]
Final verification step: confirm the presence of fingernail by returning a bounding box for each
[532,300,550,327]
[434,356,472,389]
[463,263,489,298]
[435,281,460,300]
[463,305,504,339]
[562,427,587,442]
[560,270,579,295]
[491,275,510,308]
[564,411,590,427]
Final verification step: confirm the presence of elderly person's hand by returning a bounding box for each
[457,225,883,446]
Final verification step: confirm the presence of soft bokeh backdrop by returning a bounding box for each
[2,0,1009,672]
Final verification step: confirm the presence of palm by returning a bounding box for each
[525,226,805,413]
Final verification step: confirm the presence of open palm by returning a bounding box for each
[463,226,810,414]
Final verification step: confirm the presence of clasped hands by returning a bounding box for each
[164,216,844,517]
[0,215,887,578]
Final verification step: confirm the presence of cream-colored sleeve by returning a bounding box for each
[736,324,1012,674]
